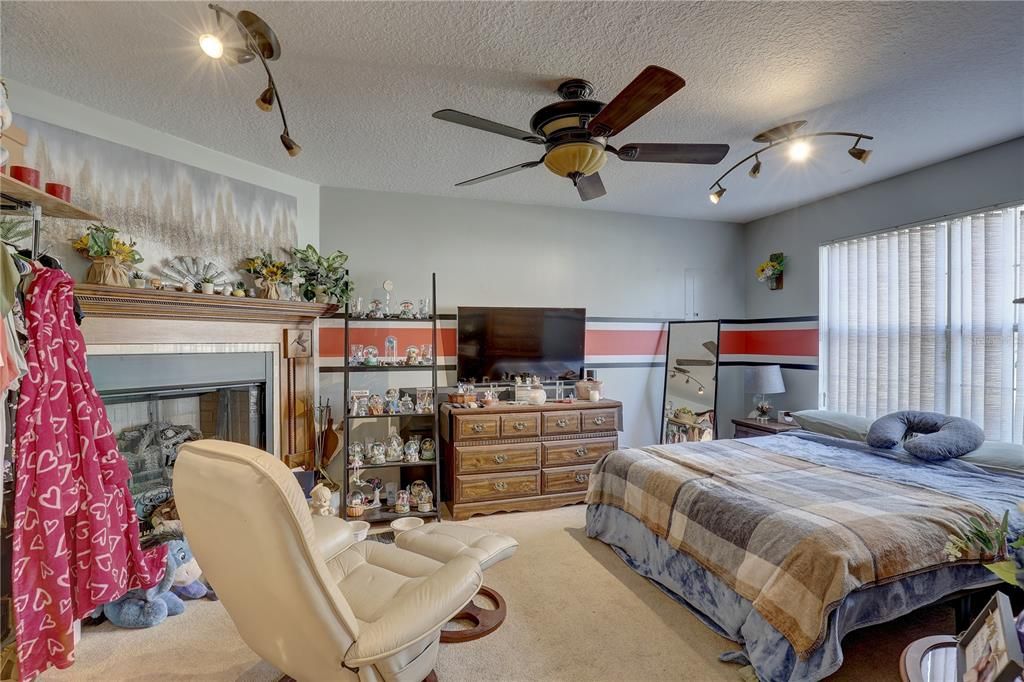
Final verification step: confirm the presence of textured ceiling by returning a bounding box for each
[2,1,1022,223]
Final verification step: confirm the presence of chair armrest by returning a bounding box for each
[344,555,482,666]
[309,515,356,562]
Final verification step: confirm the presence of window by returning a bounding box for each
[819,203,1023,443]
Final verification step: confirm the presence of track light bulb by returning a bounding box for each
[697,386,704,395]
[280,131,301,158]
[199,33,224,59]
[709,185,726,205]
[749,156,762,179]
[788,140,811,162]
[257,85,275,112]
[848,144,872,164]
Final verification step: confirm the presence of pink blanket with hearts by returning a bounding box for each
[12,268,166,680]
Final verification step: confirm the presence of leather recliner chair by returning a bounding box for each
[173,440,482,682]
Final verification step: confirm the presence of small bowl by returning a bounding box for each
[348,520,370,542]
[390,516,424,536]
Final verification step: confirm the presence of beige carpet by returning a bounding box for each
[42,505,952,681]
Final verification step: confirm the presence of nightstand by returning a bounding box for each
[731,417,800,439]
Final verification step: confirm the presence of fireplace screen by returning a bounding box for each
[104,383,266,522]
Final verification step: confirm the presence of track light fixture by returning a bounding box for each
[848,137,872,164]
[748,154,761,179]
[708,121,873,204]
[200,4,300,157]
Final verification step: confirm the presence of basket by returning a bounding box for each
[345,504,365,517]
[448,392,478,404]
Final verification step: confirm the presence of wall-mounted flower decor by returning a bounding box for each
[756,252,785,290]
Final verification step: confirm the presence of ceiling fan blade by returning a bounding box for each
[587,65,685,138]
[675,359,715,367]
[616,143,730,165]
[454,160,543,187]
[576,172,606,201]
[433,109,545,144]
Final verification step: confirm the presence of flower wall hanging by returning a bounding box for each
[756,252,785,290]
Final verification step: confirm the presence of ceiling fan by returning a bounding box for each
[674,341,719,367]
[433,65,730,201]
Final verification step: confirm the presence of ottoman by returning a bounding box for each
[396,523,518,642]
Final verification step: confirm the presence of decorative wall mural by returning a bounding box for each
[17,115,298,282]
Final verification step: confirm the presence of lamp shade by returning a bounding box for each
[744,365,785,394]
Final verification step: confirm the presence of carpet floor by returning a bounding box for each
[42,505,952,681]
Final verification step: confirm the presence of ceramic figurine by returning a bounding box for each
[348,442,364,465]
[368,299,385,319]
[403,439,420,462]
[384,388,401,414]
[385,433,403,462]
[365,478,383,509]
[398,300,415,319]
[368,394,384,415]
[309,483,333,516]
[417,489,433,513]
[395,490,411,514]
[405,346,420,365]
[362,345,379,366]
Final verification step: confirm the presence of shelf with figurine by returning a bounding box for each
[346,431,437,469]
[345,474,435,520]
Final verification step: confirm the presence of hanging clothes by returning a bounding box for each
[12,267,165,681]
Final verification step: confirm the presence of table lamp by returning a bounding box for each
[744,365,785,422]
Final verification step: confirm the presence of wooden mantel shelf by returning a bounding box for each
[75,283,337,324]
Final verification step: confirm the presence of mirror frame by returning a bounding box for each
[659,320,721,444]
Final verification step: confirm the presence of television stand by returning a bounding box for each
[439,399,622,520]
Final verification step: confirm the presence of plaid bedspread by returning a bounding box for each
[585,438,989,657]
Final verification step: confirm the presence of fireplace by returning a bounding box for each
[89,352,274,523]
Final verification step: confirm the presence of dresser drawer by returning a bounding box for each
[542,437,617,467]
[455,471,540,503]
[542,411,581,435]
[454,414,500,440]
[500,413,541,438]
[455,443,540,474]
[581,408,619,433]
[542,465,593,494]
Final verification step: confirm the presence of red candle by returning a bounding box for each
[44,183,71,202]
[10,165,40,188]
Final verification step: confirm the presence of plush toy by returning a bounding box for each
[103,528,205,628]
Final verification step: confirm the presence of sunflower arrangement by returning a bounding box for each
[241,250,293,299]
[72,224,143,265]
[755,256,785,282]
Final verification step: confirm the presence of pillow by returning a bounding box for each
[960,441,1024,474]
[866,410,985,461]
[791,410,872,442]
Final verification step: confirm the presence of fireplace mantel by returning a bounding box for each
[76,283,337,324]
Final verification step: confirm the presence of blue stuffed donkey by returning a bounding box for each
[103,528,205,628]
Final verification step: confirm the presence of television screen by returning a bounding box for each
[457,307,586,382]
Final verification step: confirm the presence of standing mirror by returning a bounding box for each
[660,321,721,443]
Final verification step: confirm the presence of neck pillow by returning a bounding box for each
[866,410,985,461]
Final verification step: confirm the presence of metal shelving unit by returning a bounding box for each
[326,273,441,524]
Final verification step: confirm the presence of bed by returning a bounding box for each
[585,430,1024,682]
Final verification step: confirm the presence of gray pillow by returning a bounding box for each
[960,441,1024,474]
[791,410,872,442]
[867,411,985,461]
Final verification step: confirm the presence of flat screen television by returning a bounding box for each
[457,307,586,382]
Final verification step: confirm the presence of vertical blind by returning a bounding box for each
[819,203,1023,443]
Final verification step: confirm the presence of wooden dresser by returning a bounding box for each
[440,400,623,520]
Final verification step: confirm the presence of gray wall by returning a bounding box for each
[320,186,747,446]
[741,136,1024,411]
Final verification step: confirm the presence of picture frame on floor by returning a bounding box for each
[958,591,1024,682]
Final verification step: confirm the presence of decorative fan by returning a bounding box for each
[433,66,730,201]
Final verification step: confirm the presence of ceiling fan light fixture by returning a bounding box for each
[748,155,761,179]
[709,184,726,205]
[848,139,872,164]
[280,131,301,157]
[543,141,607,179]
[256,84,275,111]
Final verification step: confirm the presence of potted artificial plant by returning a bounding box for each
[291,244,353,304]
[72,224,144,288]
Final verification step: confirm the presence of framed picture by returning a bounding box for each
[958,592,1024,682]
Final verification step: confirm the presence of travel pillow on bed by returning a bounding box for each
[866,410,985,461]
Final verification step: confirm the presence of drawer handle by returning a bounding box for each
[556,417,570,428]
[575,446,588,457]
[472,423,486,433]
[493,481,508,492]
[575,472,589,484]
[593,415,607,425]
[494,453,507,464]
[513,421,527,431]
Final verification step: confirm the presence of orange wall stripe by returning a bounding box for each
[720,329,817,357]
[584,329,667,356]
